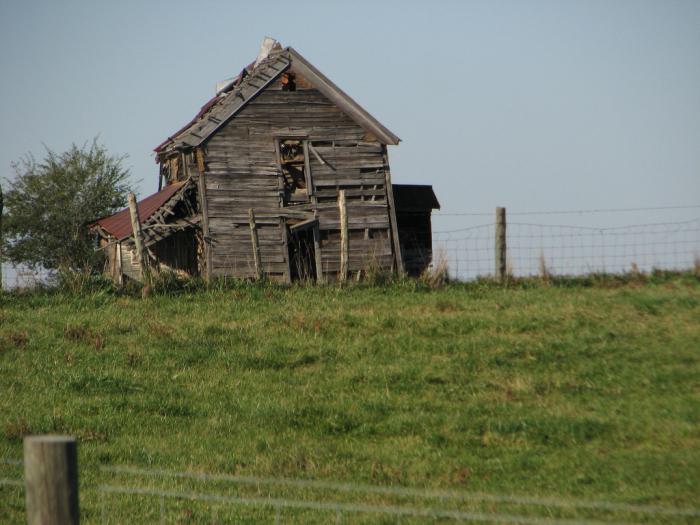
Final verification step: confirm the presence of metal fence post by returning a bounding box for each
[24,435,79,525]
[495,207,507,281]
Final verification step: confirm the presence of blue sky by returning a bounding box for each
[1,0,699,281]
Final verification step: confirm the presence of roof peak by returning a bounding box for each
[155,42,400,155]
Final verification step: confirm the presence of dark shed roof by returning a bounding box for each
[392,185,440,212]
[92,182,186,240]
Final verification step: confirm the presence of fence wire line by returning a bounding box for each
[434,204,700,217]
[98,484,621,525]
[100,465,700,517]
[0,478,23,487]
[430,217,700,280]
[1,213,699,288]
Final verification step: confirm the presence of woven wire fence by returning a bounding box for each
[432,214,700,281]
[2,208,700,288]
[1,264,52,290]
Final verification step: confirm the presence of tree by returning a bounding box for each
[1,140,133,272]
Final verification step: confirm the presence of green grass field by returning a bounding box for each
[1,275,699,523]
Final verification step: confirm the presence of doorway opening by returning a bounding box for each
[288,226,317,282]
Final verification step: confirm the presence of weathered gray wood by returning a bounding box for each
[24,435,79,525]
[167,54,291,150]
[339,190,348,282]
[302,140,315,196]
[153,61,398,282]
[382,146,404,274]
[249,208,263,280]
[197,173,212,280]
[286,48,400,145]
[495,207,507,282]
[279,217,291,284]
[116,241,123,288]
[127,192,150,284]
[313,211,324,283]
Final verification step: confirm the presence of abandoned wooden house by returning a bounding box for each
[91,38,439,283]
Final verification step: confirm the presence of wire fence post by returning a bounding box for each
[495,207,507,281]
[23,435,79,525]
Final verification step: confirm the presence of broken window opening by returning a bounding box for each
[278,138,311,202]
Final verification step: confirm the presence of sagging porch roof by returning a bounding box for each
[91,181,186,241]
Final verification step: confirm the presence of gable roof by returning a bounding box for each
[155,45,400,156]
[92,181,186,240]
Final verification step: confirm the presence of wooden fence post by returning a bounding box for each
[313,211,324,284]
[196,170,213,282]
[249,208,262,280]
[127,192,151,285]
[495,207,507,282]
[338,190,348,282]
[24,435,79,525]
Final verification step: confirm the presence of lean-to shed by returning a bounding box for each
[92,38,439,283]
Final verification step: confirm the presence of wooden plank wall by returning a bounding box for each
[119,244,141,282]
[201,70,396,281]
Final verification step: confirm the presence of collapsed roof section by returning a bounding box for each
[154,41,400,159]
[91,180,200,247]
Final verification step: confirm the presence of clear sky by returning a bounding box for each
[1,0,699,281]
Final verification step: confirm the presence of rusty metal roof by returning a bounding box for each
[93,182,186,240]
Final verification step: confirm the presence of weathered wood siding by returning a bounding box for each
[120,244,141,281]
[201,71,396,281]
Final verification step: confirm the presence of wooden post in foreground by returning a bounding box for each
[338,190,348,283]
[249,208,262,280]
[24,435,79,525]
[127,192,150,285]
[495,207,507,282]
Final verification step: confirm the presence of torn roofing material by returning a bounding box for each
[92,182,186,240]
[154,44,400,156]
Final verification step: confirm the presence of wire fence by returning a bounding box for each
[3,458,700,524]
[1,206,699,289]
[432,217,700,281]
[0,264,52,291]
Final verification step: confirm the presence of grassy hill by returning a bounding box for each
[1,275,699,523]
